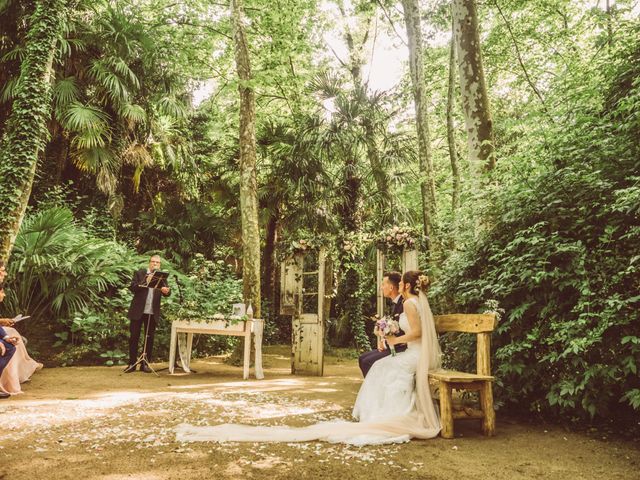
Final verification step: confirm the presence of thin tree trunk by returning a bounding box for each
[493,1,553,122]
[452,0,496,172]
[262,208,278,315]
[401,0,437,246]
[0,0,66,262]
[447,22,461,215]
[231,0,261,317]
[606,0,613,47]
[339,5,371,87]
[344,13,391,226]
[364,121,393,225]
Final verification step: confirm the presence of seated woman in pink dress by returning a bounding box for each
[0,284,42,395]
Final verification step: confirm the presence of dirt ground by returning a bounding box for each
[2,346,638,480]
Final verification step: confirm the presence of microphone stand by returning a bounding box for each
[129,313,159,376]
[127,270,160,376]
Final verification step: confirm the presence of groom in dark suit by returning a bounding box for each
[358,271,407,377]
[124,255,170,373]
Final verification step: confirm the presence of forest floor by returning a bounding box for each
[2,345,638,480]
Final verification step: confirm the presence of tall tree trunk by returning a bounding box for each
[606,0,613,47]
[452,0,496,172]
[0,0,66,262]
[364,121,393,225]
[447,22,461,215]
[231,0,261,317]
[401,0,437,246]
[262,207,279,316]
[343,14,391,226]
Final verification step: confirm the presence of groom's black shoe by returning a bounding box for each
[140,364,152,373]
[0,392,10,399]
[123,364,136,373]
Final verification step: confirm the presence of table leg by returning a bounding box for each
[254,320,264,380]
[169,323,177,374]
[186,332,194,371]
[243,331,250,380]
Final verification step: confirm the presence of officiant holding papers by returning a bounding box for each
[124,255,170,373]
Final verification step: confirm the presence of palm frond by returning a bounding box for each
[0,45,23,62]
[62,101,110,132]
[156,96,187,119]
[88,59,129,104]
[72,127,108,149]
[96,167,118,194]
[0,76,19,102]
[122,142,153,168]
[106,56,140,89]
[118,103,146,125]
[57,37,86,59]
[73,145,117,174]
[53,76,80,107]
[309,71,343,99]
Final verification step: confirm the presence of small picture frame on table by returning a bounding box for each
[232,303,246,317]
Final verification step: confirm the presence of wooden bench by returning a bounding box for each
[429,313,497,439]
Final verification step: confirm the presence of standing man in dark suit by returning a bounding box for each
[358,271,407,377]
[124,255,170,373]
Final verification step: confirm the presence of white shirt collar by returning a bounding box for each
[392,294,402,304]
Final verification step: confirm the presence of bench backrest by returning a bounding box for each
[433,314,497,377]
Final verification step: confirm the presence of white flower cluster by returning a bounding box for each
[378,225,419,251]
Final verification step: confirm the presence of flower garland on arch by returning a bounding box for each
[276,225,425,266]
[276,232,333,262]
[374,224,425,255]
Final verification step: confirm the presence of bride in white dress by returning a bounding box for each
[176,270,442,445]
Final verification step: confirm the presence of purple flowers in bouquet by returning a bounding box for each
[376,315,401,356]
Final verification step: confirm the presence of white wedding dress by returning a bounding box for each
[352,297,422,423]
[176,294,442,445]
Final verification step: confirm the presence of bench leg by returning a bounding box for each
[439,381,454,439]
[480,381,496,436]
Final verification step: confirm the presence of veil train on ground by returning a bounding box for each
[176,291,442,445]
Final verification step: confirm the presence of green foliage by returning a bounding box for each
[160,253,245,359]
[4,206,137,320]
[434,23,640,426]
[0,205,245,365]
[164,253,244,322]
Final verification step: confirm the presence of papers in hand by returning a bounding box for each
[12,314,30,323]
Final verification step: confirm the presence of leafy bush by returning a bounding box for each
[0,207,245,365]
[161,253,245,358]
[434,27,640,428]
[0,206,139,360]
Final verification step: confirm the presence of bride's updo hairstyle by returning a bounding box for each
[402,270,430,295]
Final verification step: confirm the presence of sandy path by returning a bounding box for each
[2,346,638,480]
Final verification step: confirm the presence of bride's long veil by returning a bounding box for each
[414,291,442,436]
[176,293,442,444]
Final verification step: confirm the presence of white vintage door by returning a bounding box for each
[281,249,325,376]
[280,254,302,316]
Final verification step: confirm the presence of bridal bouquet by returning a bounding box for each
[375,316,401,356]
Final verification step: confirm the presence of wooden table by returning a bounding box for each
[168,317,264,379]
